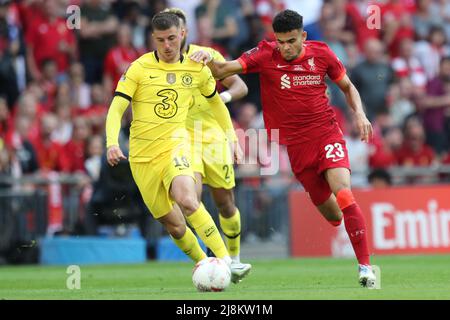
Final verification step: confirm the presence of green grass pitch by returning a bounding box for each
[1,255,450,300]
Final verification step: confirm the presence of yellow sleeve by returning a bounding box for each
[210,49,226,79]
[199,67,237,142]
[211,49,226,63]
[198,66,217,98]
[207,94,237,142]
[115,62,140,99]
[105,95,130,148]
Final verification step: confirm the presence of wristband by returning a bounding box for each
[220,91,232,104]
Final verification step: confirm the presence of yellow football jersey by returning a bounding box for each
[185,44,227,144]
[114,51,217,162]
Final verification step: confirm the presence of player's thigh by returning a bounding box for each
[318,135,351,194]
[323,167,352,194]
[191,140,205,181]
[129,161,173,219]
[316,193,342,221]
[203,141,235,190]
[194,172,203,200]
[164,149,196,197]
[169,175,198,205]
[295,168,332,207]
[162,149,200,213]
[188,139,205,200]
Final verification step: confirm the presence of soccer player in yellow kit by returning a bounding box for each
[165,8,252,283]
[105,12,236,270]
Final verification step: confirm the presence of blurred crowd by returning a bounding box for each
[2,0,450,234]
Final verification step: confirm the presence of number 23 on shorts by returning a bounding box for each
[324,143,345,162]
[223,165,231,180]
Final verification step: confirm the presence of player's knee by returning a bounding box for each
[336,188,355,210]
[332,183,351,196]
[216,200,236,217]
[177,195,200,214]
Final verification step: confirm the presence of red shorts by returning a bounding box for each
[287,130,350,206]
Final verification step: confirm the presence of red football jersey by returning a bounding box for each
[238,40,346,145]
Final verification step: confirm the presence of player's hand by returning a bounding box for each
[107,145,127,166]
[189,50,213,65]
[230,141,244,164]
[355,112,373,143]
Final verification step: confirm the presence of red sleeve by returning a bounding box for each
[325,44,347,82]
[237,41,270,74]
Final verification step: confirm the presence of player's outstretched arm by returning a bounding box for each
[336,74,373,143]
[190,51,243,79]
[105,95,129,166]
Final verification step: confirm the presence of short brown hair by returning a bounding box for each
[151,12,180,31]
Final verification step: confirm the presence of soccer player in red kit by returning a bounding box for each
[191,9,376,288]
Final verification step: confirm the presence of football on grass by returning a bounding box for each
[192,257,231,292]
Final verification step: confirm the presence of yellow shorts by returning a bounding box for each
[191,139,235,190]
[129,150,195,219]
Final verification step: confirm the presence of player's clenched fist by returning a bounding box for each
[107,145,127,166]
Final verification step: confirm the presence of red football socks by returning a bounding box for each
[336,189,370,266]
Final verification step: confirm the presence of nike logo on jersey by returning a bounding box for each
[149,76,158,79]
[332,158,343,162]
[277,64,307,71]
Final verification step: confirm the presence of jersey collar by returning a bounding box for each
[154,50,185,63]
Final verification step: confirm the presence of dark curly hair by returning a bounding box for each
[272,9,303,33]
